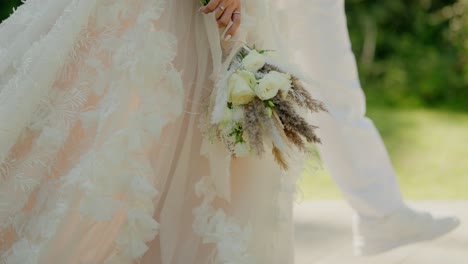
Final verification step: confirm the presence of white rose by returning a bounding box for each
[234,142,250,156]
[242,50,266,72]
[228,71,257,106]
[255,71,292,100]
[254,71,283,100]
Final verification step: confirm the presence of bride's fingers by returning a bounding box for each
[217,5,236,28]
[213,0,234,19]
[200,0,221,13]
[200,0,241,39]
[224,12,241,41]
[214,5,225,20]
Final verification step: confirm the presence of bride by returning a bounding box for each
[0,0,459,263]
[0,0,301,263]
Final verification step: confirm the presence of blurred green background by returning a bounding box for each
[1,0,467,199]
[306,0,468,200]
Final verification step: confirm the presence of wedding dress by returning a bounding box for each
[0,0,302,263]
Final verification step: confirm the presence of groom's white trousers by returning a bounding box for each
[277,0,405,218]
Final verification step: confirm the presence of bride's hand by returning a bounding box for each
[200,0,241,41]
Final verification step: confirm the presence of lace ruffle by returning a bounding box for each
[0,0,183,263]
[193,176,253,264]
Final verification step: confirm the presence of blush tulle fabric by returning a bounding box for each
[0,0,306,263]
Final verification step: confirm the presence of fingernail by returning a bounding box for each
[224,34,232,41]
[199,6,204,12]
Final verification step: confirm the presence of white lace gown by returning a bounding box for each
[0,0,301,263]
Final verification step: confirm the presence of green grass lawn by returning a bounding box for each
[299,107,468,200]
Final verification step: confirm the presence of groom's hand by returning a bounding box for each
[200,0,241,40]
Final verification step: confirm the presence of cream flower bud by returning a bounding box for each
[237,70,257,89]
[277,72,293,94]
[228,72,257,106]
[221,107,233,124]
[234,142,250,156]
[242,50,266,72]
[265,107,273,117]
[231,106,245,122]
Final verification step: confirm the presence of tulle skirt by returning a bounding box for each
[0,0,301,263]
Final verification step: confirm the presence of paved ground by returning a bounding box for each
[294,201,468,264]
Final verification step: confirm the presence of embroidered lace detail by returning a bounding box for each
[193,176,254,264]
[0,0,183,263]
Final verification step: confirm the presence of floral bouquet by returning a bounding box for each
[204,45,327,170]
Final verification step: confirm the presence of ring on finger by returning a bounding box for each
[233,10,241,15]
[218,5,225,11]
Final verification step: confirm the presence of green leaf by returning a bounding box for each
[258,49,274,54]
[264,100,275,108]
